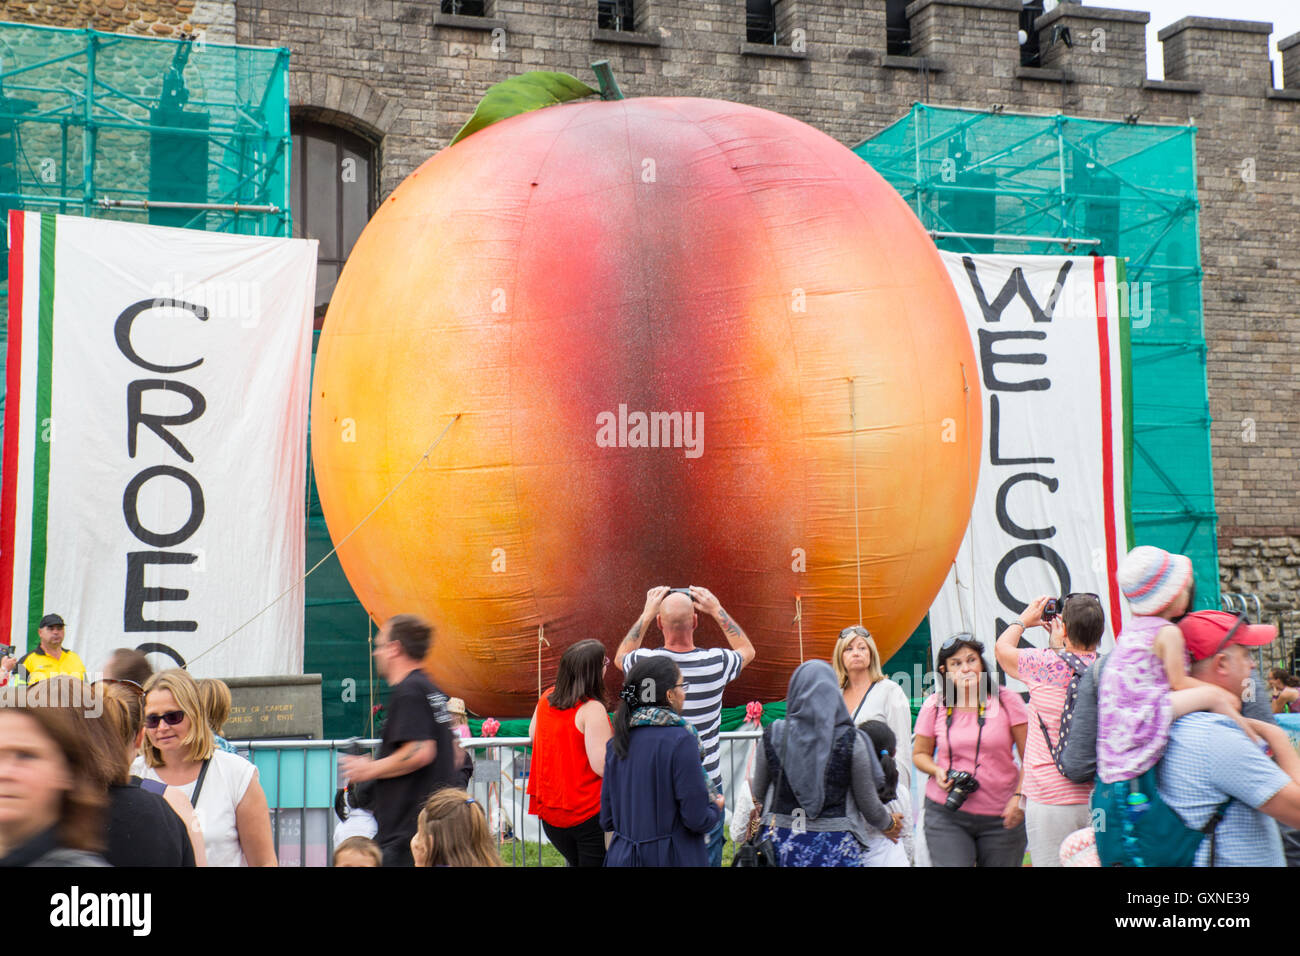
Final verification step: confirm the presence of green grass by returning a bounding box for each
[496,836,739,867]
[496,839,570,867]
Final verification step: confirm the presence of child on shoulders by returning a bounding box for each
[1096,545,1253,783]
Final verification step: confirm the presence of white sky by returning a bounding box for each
[1077,0,1300,81]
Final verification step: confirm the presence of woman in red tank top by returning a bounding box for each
[527,639,613,866]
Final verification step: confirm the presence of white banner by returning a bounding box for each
[2,212,316,678]
[928,253,1132,685]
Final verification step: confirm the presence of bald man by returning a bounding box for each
[615,585,756,866]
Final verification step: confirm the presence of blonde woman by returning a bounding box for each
[132,669,276,867]
[834,625,915,863]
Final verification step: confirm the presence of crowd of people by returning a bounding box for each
[0,640,279,867]
[528,546,1300,868]
[4,541,1299,868]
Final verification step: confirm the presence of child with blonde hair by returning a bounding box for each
[410,789,500,867]
[333,835,382,867]
[197,678,238,754]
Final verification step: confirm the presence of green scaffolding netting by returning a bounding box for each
[0,22,290,242]
[0,19,292,403]
[857,103,1217,673]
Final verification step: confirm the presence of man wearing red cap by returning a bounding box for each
[1157,611,1300,866]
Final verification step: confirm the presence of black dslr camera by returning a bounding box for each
[945,770,980,811]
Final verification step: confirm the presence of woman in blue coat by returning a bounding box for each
[601,656,723,866]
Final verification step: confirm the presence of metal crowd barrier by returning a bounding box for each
[229,730,764,867]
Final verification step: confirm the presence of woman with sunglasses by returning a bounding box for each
[833,625,915,863]
[526,639,613,867]
[994,593,1104,868]
[132,669,277,867]
[92,679,206,866]
[601,656,724,866]
[913,635,1029,867]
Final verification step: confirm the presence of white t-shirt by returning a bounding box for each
[132,749,258,867]
[849,678,915,788]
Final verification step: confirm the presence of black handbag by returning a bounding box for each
[732,722,791,868]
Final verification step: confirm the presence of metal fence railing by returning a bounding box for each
[229,730,764,867]
[1222,592,1296,676]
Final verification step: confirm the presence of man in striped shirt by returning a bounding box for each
[995,593,1104,867]
[616,585,756,867]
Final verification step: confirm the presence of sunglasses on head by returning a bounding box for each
[144,710,186,729]
[940,632,975,651]
[840,626,871,642]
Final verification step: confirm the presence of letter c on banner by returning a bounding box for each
[995,472,1059,540]
[115,299,209,373]
[123,465,205,547]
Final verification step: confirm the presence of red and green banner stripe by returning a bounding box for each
[1,211,56,654]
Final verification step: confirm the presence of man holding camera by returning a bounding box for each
[995,594,1104,867]
[615,585,756,867]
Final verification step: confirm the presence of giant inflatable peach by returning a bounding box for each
[312,85,980,716]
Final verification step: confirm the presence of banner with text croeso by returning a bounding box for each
[927,252,1133,688]
[1,212,317,677]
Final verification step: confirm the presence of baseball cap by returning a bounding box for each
[39,613,65,628]
[1179,610,1276,662]
[447,697,467,717]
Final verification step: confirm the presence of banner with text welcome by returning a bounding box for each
[1,212,317,677]
[927,252,1133,686]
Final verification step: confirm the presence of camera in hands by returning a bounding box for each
[945,770,980,810]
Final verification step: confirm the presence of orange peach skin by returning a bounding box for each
[312,97,980,716]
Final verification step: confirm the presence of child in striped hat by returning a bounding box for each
[1095,546,1251,782]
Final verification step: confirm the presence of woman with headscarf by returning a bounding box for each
[749,660,903,866]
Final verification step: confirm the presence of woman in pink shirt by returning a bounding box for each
[913,635,1028,867]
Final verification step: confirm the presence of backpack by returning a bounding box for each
[1060,654,1108,784]
[1036,650,1090,777]
[1091,768,1232,867]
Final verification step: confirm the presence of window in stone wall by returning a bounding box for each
[886,0,911,56]
[290,120,377,325]
[441,0,486,14]
[598,0,635,31]
[746,0,777,45]
[1019,1,1045,67]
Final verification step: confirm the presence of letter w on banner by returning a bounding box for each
[1,212,317,677]
[927,253,1133,687]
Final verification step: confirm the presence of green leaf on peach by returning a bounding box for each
[451,72,599,146]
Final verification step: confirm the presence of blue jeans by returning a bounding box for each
[705,785,725,867]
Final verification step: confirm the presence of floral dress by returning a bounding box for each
[1096,615,1182,783]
